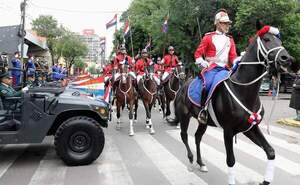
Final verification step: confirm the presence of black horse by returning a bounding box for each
[172,26,292,185]
[137,64,157,134]
[162,63,186,121]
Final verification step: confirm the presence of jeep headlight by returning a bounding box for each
[94,106,108,118]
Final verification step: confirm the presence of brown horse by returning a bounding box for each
[137,64,157,134]
[115,64,138,136]
[162,63,186,121]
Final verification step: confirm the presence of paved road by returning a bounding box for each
[0,95,299,185]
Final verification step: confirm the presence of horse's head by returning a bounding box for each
[175,61,186,81]
[145,63,155,81]
[254,24,293,75]
[120,63,129,84]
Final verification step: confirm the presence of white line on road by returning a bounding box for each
[260,124,300,138]
[206,127,300,176]
[167,130,263,184]
[28,149,67,185]
[97,137,134,185]
[0,144,28,178]
[134,133,208,185]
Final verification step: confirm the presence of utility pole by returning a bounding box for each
[20,0,27,85]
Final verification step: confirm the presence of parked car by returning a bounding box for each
[259,77,270,93]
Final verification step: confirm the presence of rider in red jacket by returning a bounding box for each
[194,9,237,124]
[161,46,179,82]
[113,45,136,81]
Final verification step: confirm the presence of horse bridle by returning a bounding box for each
[230,36,285,86]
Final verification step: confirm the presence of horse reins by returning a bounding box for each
[118,74,132,105]
[225,36,285,134]
[143,77,157,103]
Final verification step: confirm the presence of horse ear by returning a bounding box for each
[256,19,264,31]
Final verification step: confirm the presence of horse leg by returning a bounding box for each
[116,101,121,130]
[160,93,166,119]
[243,126,275,185]
[180,116,194,171]
[195,123,208,172]
[148,103,155,134]
[224,129,235,185]
[128,100,134,136]
[166,98,171,119]
[134,99,138,123]
[144,101,151,129]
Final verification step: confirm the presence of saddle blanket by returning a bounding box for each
[188,67,230,107]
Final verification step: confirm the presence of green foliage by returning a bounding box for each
[32,16,88,71]
[112,0,300,72]
[74,59,85,69]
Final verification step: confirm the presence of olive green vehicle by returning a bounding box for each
[0,87,109,166]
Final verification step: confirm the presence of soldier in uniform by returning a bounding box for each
[161,46,179,83]
[10,51,22,87]
[0,72,22,99]
[194,9,237,123]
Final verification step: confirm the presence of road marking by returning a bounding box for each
[206,127,300,176]
[260,124,300,138]
[167,130,263,184]
[134,133,208,185]
[0,144,28,178]
[97,137,134,185]
[28,149,67,185]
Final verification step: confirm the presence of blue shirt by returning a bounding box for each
[11,58,21,76]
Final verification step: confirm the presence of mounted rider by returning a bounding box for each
[161,46,179,83]
[113,45,136,81]
[135,49,160,86]
[194,9,237,123]
[103,59,114,86]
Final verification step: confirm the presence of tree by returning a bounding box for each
[59,32,88,74]
[31,15,63,65]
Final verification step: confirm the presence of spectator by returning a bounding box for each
[289,69,300,121]
[10,51,22,87]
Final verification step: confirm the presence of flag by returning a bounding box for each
[106,14,117,29]
[123,20,130,37]
[162,15,169,33]
[103,84,111,103]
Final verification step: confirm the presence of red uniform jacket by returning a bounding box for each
[135,58,152,75]
[163,54,179,72]
[103,64,113,76]
[194,31,237,68]
[113,53,134,71]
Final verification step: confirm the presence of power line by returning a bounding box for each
[28,1,125,14]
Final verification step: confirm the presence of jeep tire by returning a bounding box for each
[54,116,105,166]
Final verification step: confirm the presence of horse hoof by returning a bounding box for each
[146,125,150,129]
[150,129,155,135]
[134,119,137,123]
[129,132,134,136]
[259,181,270,185]
[199,165,208,172]
[187,163,194,172]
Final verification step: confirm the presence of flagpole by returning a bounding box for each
[128,17,135,59]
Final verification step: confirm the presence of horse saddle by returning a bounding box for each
[188,68,230,107]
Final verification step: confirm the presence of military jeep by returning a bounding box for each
[0,86,109,166]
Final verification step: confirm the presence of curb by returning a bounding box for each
[277,118,300,128]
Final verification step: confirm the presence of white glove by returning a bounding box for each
[119,60,125,65]
[161,59,165,64]
[22,86,29,92]
[195,57,209,68]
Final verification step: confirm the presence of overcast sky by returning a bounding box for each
[0,0,132,57]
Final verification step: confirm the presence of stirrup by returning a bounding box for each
[197,108,208,124]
